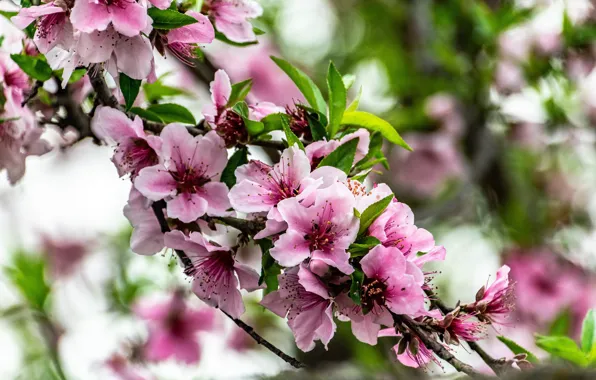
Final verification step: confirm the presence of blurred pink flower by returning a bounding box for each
[203,0,262,43]
[42,235,92,278]
[469,265,514,325]
[123,188,164,255]
[135,292,215,364]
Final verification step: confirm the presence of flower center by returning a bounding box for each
[304,221,335,252]
[286,105,312,140]
[360,277,388,310]
[216,110,247,148]
[171,165,209,194]
[118,138,158,176]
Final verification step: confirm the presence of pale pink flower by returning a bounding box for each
[166,11,215,65]
[360,245,425,317]
[204,0,262,43]
[134,126,230,223]
[42,235,92,278]
[123,188,164,255]
[305,129,370,168]
[261,265,335,352]
[77,27,154,80]
[470,265,514,325]
[0,53,30,102]
[164,230,260,317]
[0,90,51,184]
[70,0,147,37]
[11,3,74,54]
[135,292,216,364]
[379,328,440,368]
[335,293,387,346]
[147,0,172,10]
[446,313,486,343]
[269,182,358,274]
[92,107,162,177]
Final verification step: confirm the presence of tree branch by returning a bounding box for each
[150,201,305,369]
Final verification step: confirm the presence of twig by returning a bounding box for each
[393,314,482,377]
[55,84,94,141]
[247,140,287,151]
[36,313,67,380]
[21,80,43,106]
[88,65,119,108]
[150,201,305,369]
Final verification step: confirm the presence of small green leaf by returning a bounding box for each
[358,194,394,235]
[147,8,198,30]
[129,107,164,123]
[354,132,387,171]
[147,103,196,124]
[221,147,248,189]
[68,68,87,84]
[582,309,596,353]
[257,239,281,294]
[342,74,356,90]
[10,54,52,81]
[0,10,18,19]
[535,335,588,366]
[348,236,381,257]
[281,115,304,151]
[326,62,347,138]
[307,112,327,141]
[271,56,326,114]
[317,138,358,175]
[231,101,249,118]
[346,87,362,112]
[341,111,411,150]
[227,79,253,107]
[143,80,189,103]
[549,309,572,336]
[244,118,264,136]
[215,31,258,47]
[4,251,50,311]
[119,73,142,111]
[349,270,364,305]
[261,112,288,133]
[497,336,539,363]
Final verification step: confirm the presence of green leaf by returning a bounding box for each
[119,73,141,111]
[342,74,356,90]
[346,87,362,112]
[317,138,358,175]
[0,10,18,19]
[497,336,539,363]
[257,239,281,294]
[271,56,326,114]
[227,79,253,107]
[143,80,189,103]
[231,101,249,118]
[349,270,364,305]
[307,112,327,141]
[348,236,381,257]
[68,68,87,84]
[215,31,258,47]
[358,194,394,235]
[147,103,196,124]
[261,112,288,133]
[221,147,248,189]
[582,309,596,353]
[341,111,411,150]
[281,115,304,150]
[10,54,52,81]
[535,335,588,366]
[129,107,164,123]
[326,62,347,138]
[147,8,198,30]
[4,251,50,311]
[355,132,387,171]
[549,309,572,336]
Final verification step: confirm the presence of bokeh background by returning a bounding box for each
[2,0,596,378]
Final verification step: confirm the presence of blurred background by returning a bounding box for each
[2,0,596,378]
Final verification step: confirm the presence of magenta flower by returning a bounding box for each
[445,313,486,343]
[11,3,73,54]
[92,107,162,178]
[305,129,370,168]
[135,292,216,364]
[134,126,230,223]
[123,188,164,255]
[359,245,425,317]
[70,0,147,37]
[166,11,215,64]
[261,265,335,351]
[76,27,154,80]
[335,293,387,345]
[164,230,260,317]
[203,0,262,43]
[269,182,358,274]
[470,265,514,324]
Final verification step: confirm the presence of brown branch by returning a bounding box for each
[150,201,305,369]
[247,140,287,151]
[55,83,95,142]
[393,314,482,377]
[22,80,43,106]
[88,65,119,108]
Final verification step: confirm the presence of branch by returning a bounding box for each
[393,314,482,377]
[22,80,43,106]
[425,288,512,376]
[150,202,305,369]
[88,65,119,108]
[247,140,287,151]
[55,83,95,142]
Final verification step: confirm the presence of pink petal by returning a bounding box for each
[70,0,111,33]
[114,35,154,80]
[110,2,147,37]
[159,123,196,171]
[297,265,329,299]
[167,12,214,44]
[215,18,256,44]
[195,131,228,179]
[164,230,210,257]
[134,165,177,201]
[166,192,208,223]
[11,3,64,29]
[35,15,73,54]
[260,290,287,317]
[234,263,261,292]
[91,107,137,143]
[270,230,311,267]
[311,249,353,275]
[77,29,118,63]
[149,0,173,9]
[210,69,232,108]
[360,245,406,281]
[351,313,380,345]
[201,182,232,216]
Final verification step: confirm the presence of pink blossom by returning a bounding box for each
[0,53,29,101]
[166,11,215,65]
[164,230,260,317]
[12,3,74,54]
[134,126,230,223]
[147,0,172,10]
[123,188,164,255]
[335,293,386,345]
[204,0,262,43]
[0,90,51,184]
[305,129,370,169]
[135,292,216,364]
[470,265,514,324]
[70,0,147,37]
[77,27,154,80]
[379,328,440,368]
[269,182,358,274]
[42,235,92,278]
[447,313,486,343]
[92,107,162,177]
[261,265,335,351]
[359,245,425,317]
[104,354,151,380]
